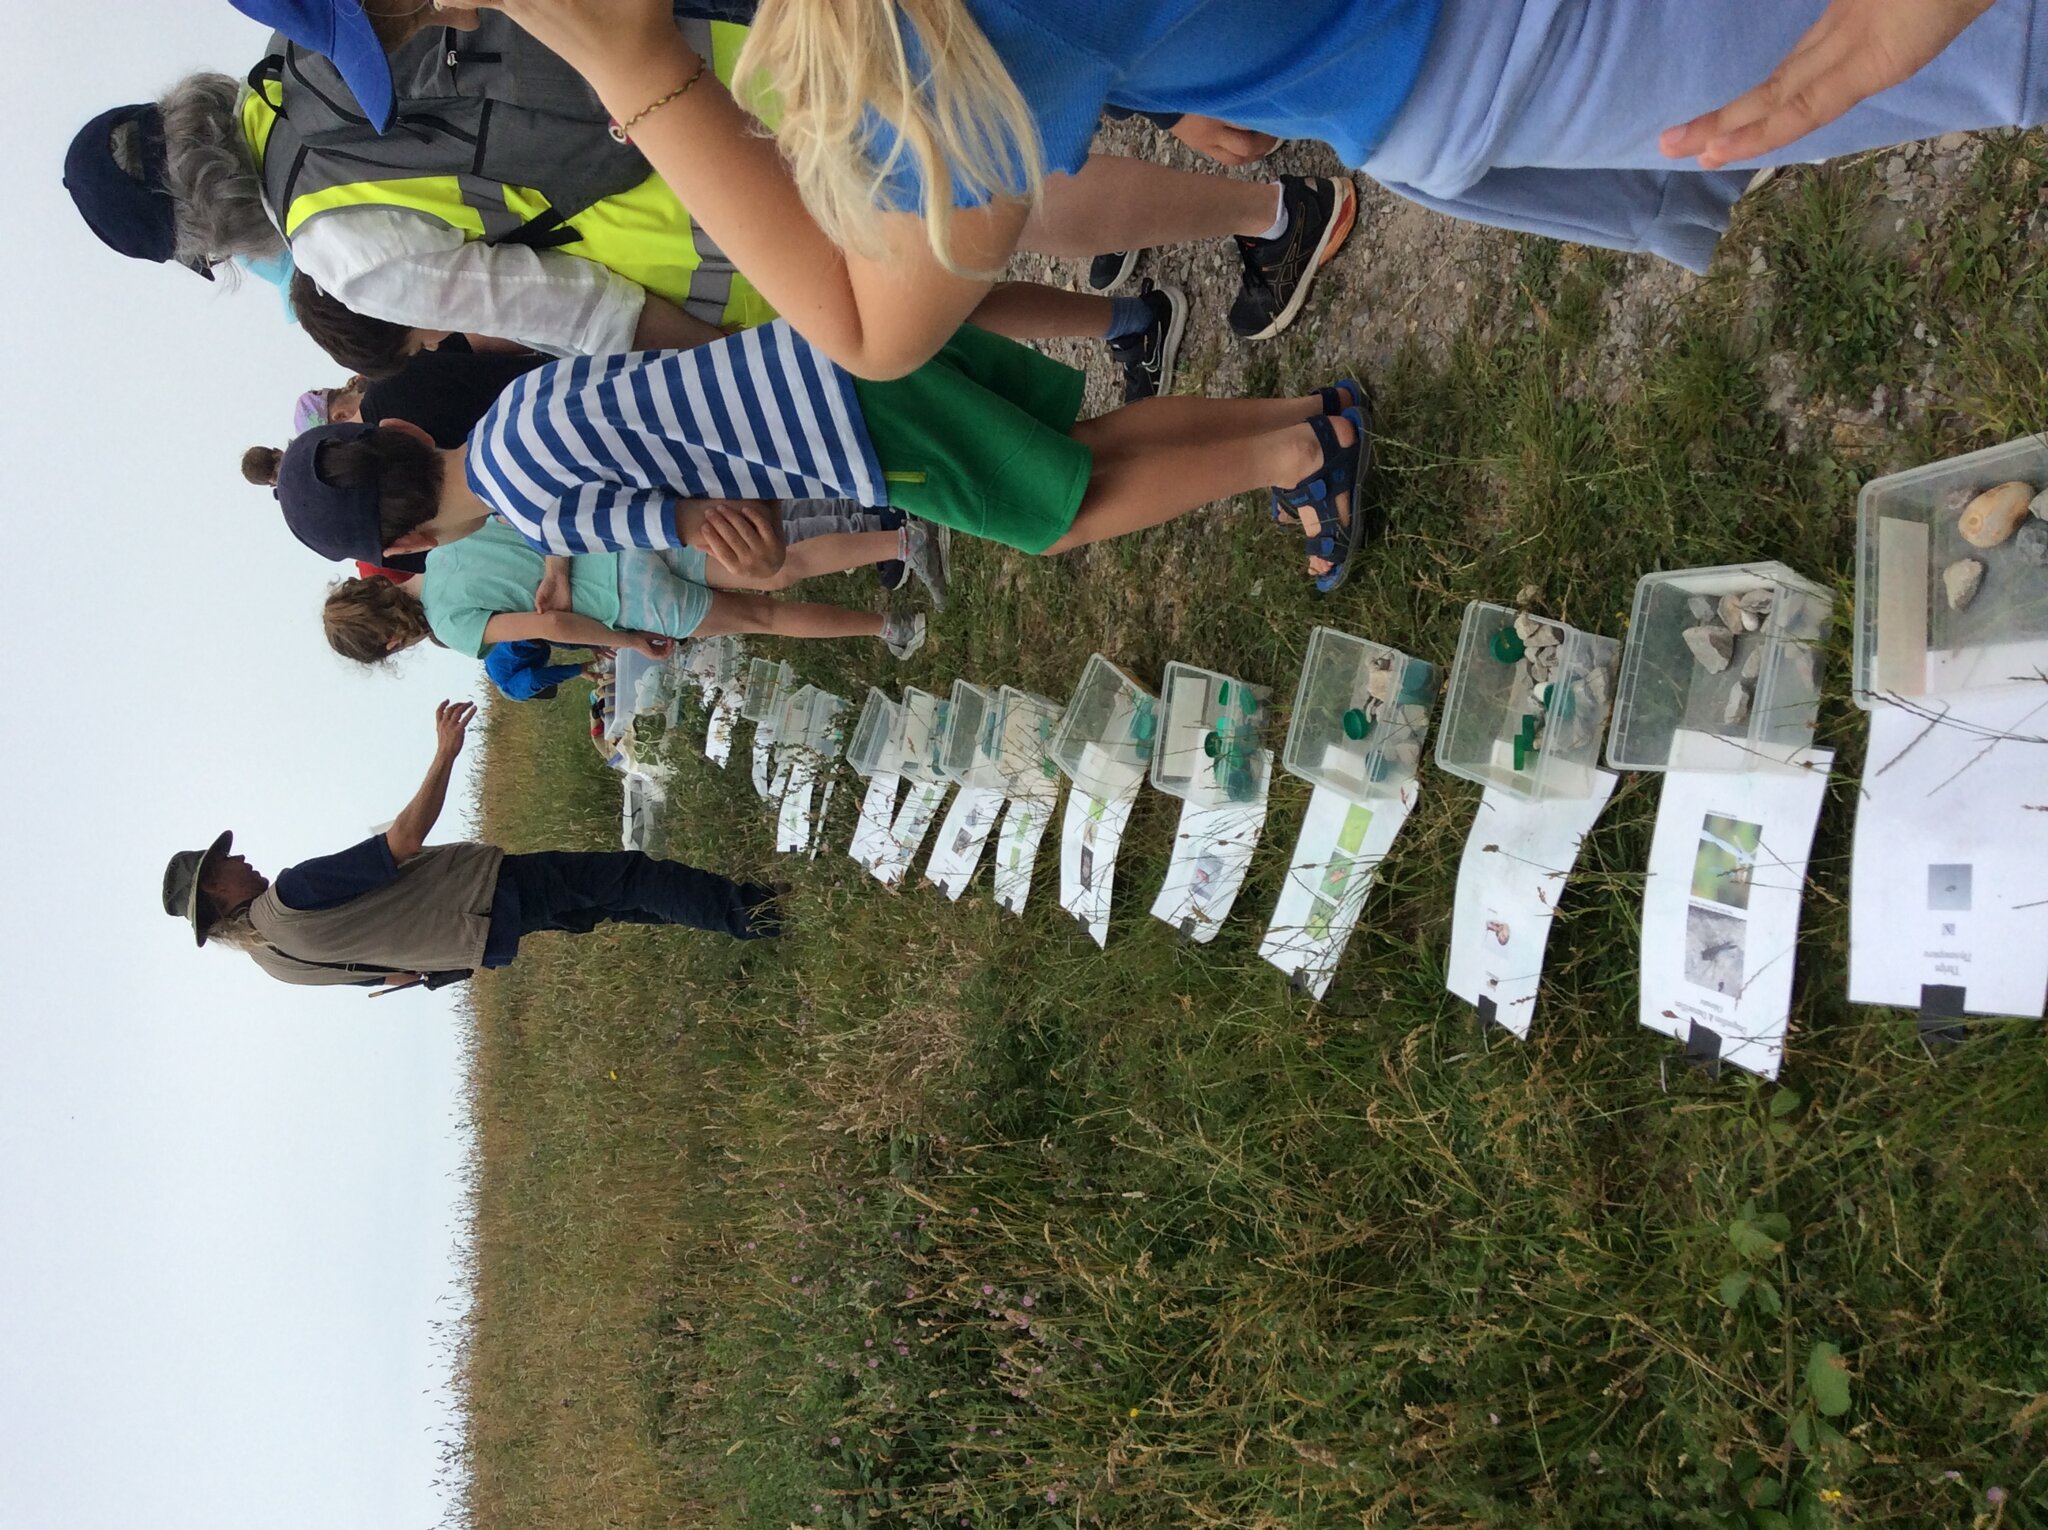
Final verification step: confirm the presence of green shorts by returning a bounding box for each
[615,546,713,639]
[849,324,1091,555]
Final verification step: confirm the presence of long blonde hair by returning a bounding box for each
[735,0,1044,274]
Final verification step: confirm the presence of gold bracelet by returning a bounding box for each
[608,56,708,145]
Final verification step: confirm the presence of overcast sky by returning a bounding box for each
[0,8,485,1526]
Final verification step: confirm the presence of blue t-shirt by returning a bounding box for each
[868,0,1442,210]
[484,640,585,701]
[273,836,399,912]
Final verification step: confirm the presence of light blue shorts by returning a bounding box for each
[615,547,715,640]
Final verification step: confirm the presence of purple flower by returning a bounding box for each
[828,1435,840,1446]
[743,1240,756,1250]
[812,1505,823,1514]
[867,1356,880,1369]
[1943,1471,1962,1482]
[981,1283,994,1295]
[1046,1490,1059,1504]
[789,1275,800,1284]
[1021,1296,1034,1309]
[865,1338,875,1348]
[1988,1487,2007,1504]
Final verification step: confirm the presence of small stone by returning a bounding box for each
[1740,643,1764,682]
[1943,558,1985,610]
[1737,589,1775,615]
[2016,521,2048,566]
[1718,594,1746,632]
[1366,662,1393,702]
[1583,664,1610,712]
[1515,583,1542,608]
[1688,595,1716,621]
[1935,131,1970,152]
[2031,488,2048,521]
[1683,625,1735,674]
[1958,481,2036,547]
[1723,681,1751,728]
[1513,613,1541,641]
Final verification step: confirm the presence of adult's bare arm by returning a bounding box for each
[386,701,476,863]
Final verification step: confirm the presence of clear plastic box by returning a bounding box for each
[1148,661,1271,805]
[680,633,743,690]
[1606,562,1832,772]
[777,685,848,760]
[1281,627,1438,802]
[1050,654,1157,801]
[845,689,900,780]
[941,682,1063,794]
[1853,434,2048,707]
[739,658,794,723]
[1435,602,1621,801]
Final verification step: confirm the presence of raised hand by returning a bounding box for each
[433,699,478,758]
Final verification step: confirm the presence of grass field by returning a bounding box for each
[455,149,2048,1530]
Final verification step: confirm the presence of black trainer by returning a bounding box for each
[1227,175,1358,341]
[1108,278,1186,404]
[1087,249,1141,293]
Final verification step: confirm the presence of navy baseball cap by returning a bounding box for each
[64,103,215,278]
[278,422,387,563]
[230,0,396,132]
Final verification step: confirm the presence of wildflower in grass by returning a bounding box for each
[829,1436,840,1446]
[982,1284,994,1295]
[1128,1407,1140,1418]
[1943,1471,1962,1482]
[1988,1487,2007,1504]
[865,1338,875,1348]
[1818,1489,1843,1504]
[1021,1296,1034,1308]
[1046,1490,1058,1505]
[868,1356,880,1368]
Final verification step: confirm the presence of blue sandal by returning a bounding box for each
[1269,378,1369,525]
[1273,405,1370,595]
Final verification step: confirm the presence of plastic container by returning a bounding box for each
[1606,562,1832,772]
[1050,654,1157,801]
[1147,661,1271,805]
[778,686,848,760]
[941,682,1063,794]
[1853,434,2048,706]
[679,633,743,690]
[1281,627,1438,801]
[845,689,901,780]
[739,658,795,723]
[1435,602,1621,801]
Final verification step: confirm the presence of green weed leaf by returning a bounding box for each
[1806,1342,1852,1417]
[1719,1271,1753,1308]
[1770,1089,1802,1119]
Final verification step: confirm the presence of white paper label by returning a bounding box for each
[1260,781,1418,998]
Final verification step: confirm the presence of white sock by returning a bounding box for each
[1252,183,1289,243]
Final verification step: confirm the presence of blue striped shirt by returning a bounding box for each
[465,322,887,556]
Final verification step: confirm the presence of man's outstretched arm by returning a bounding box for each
[385,701,476,864]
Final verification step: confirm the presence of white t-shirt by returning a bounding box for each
[291,208,648,358]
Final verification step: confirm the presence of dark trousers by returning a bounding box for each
[490,852,777,963]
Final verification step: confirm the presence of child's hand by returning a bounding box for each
[534,560,573,614]
[696,500,787,581]
[1169,115,1279,167]
[626,631,674,659]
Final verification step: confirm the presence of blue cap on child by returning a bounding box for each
[277,422,386,564]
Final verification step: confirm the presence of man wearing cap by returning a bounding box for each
[163,699,781,991]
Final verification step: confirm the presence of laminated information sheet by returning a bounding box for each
[925,786,1006,900]
[1150,759,1271,943]
[1059,792,1138,947]
[991,788,1059,915]
[849,773,903,881]
[1260,780,1420,999]
[1849,690,2048,1019]
[1446,773,1618,1038]
[775,757,818,855]
[887,779,951,883]
[704,688,742,767]
[1639,734,1833,1079]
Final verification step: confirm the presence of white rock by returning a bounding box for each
[1688,595,1716,622]
[1723,681,1751,728]
[1943,558,1985,612]
[1683,625,1735,674]
[1740,643,1764,682]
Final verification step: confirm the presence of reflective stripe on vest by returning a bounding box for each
[241,19,773,331]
